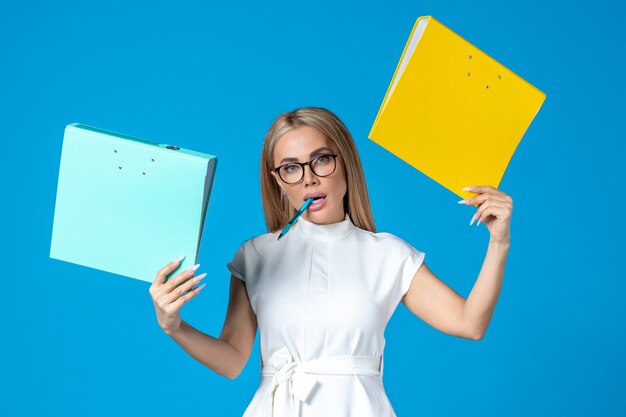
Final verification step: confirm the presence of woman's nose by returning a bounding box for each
[302,163,319,186]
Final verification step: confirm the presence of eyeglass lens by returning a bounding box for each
[279,155,336,184]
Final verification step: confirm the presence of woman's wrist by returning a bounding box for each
[489,237,511,249]
[165,320,186,337]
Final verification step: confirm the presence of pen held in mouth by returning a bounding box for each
[277,198,314,241]
[307,195,327,211]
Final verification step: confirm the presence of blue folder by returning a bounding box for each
[49,123,217,283]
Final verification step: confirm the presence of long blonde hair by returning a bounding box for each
[260,107,377,233]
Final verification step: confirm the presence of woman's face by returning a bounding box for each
[271,126,347,225]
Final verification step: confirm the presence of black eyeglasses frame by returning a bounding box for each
[273,153,343,184]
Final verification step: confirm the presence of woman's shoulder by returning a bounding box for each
[238,230,280,258]
[352,227,422,254]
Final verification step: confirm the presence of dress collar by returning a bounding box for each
[294,212,355,242]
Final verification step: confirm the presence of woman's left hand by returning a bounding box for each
[459,185,513,244]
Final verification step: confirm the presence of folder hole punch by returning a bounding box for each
[50,122,218,283]
[368,16,546,204]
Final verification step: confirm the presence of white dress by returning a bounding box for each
[227,212,426,417]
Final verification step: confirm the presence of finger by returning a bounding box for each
[474,203,509,225]
[153,256,186,287]
[459,193,510,207]
[462,185,496,194]
[161,264,201,296]
[459,193,489,207]
[463,185,512,200]
[175,282,207,307]
[165,273,207,304]
[475,197,513,216]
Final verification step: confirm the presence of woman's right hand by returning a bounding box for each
[149,259,207,335]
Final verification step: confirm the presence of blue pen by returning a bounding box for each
[277,198,314,241]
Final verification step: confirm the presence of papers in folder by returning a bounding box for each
[369,16,546,200]
[50,123,217,283]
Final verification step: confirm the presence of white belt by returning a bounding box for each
[261,346,383,417]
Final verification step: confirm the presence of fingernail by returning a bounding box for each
[187,263,200,273]
[457,199,468,204]
[195,283,206,292]
[477,220,481,226]
[193,273,207,283]
[462,187,473,191]
[176,255,186,263]
[469,214,477,226]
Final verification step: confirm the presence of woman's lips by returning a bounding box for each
[307,196,327,211]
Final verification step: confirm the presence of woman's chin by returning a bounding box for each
[303,208,326,222]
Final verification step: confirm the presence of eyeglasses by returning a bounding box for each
[274,154,342,184]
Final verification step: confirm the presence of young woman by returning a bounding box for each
[149,107,513,416]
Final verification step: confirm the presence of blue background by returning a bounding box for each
[2,0,624,416]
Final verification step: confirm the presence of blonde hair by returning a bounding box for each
[260,107,377,233]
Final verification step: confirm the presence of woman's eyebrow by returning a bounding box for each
[280,147,334,164]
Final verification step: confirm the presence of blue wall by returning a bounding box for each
[1,0,624,416]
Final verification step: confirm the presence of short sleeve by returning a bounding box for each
[398,242,426,298]
[226,239,261,282]
[227,242,248,281]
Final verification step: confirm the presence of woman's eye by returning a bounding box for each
[316,155,330,164]
[285,165,298,173]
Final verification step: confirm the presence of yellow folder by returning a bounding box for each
[369,16,546,200]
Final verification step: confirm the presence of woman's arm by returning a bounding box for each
[402,263,472,339]
[167,320,243,379]
[461,239,509,339]
[401,239,509,340]
[402,184,512,340]
[162,275,258,380]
